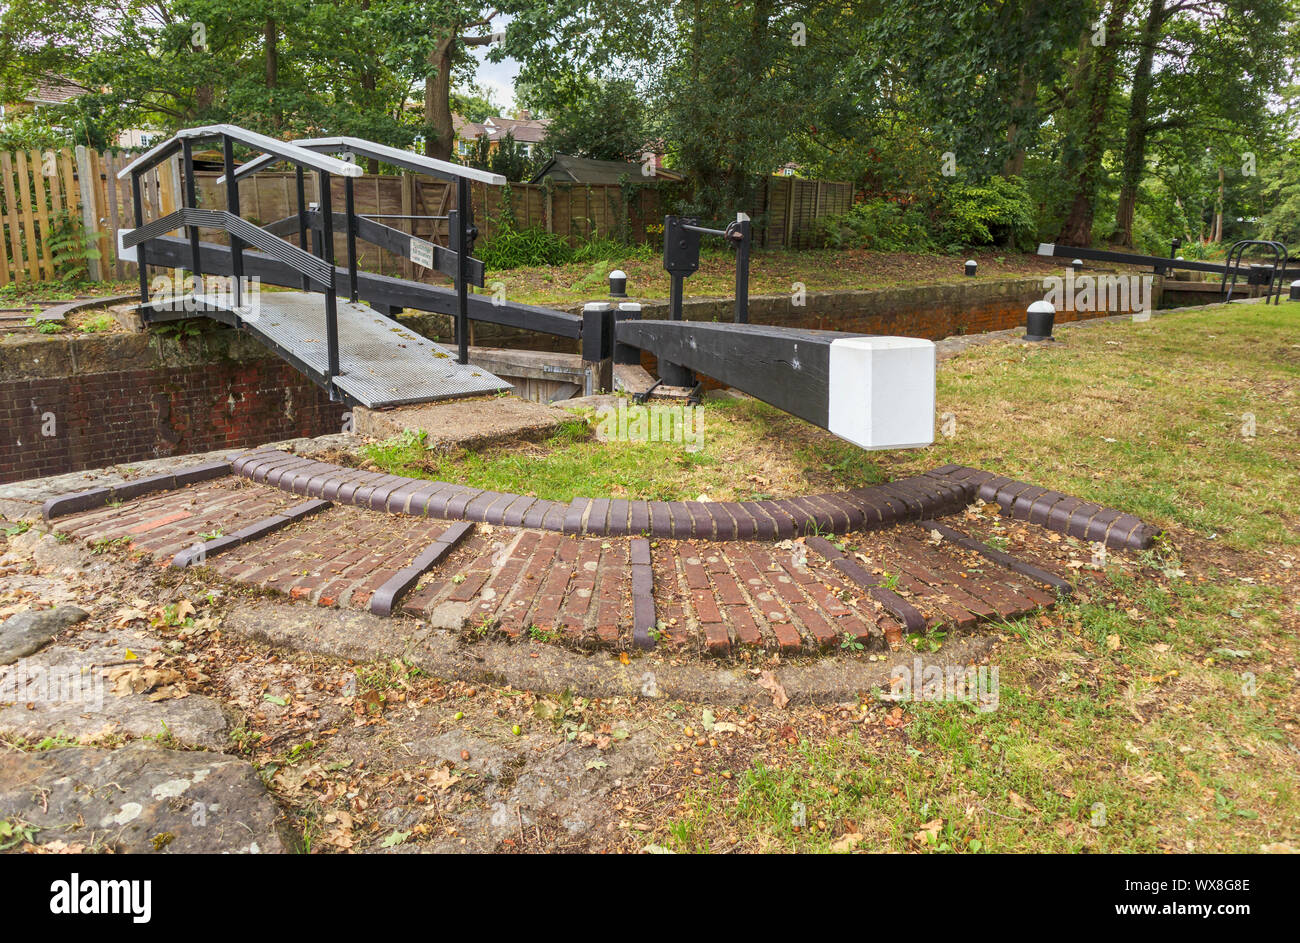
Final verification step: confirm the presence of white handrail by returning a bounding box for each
[117,124,365,180]
[215,135,506,186]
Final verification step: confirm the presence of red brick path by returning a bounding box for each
[52,475,1074,656]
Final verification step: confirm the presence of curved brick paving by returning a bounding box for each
[37,449,1153,657]
[42,450,1160,550]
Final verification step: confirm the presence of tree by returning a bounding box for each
[0,0,427,147]
[1053,0,1133,244]
[539,78,649,162]
[1107,0,1294,246]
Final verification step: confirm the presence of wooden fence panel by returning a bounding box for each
[0,146,852,288]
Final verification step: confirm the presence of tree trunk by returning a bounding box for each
[1212,165,1224,241]
[265,18,277,88]
[1002,63,1039,178]
[1056,0,1131,245]
[425,34,455,160]
[1110,0,1166,247]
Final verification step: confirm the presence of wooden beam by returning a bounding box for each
[615,319,935,450]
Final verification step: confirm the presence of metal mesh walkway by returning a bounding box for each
[158,290,510,408]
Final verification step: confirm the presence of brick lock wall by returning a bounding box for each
[1,358,346,484]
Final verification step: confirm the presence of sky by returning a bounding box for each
[467,15,521,111]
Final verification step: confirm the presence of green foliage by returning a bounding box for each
[451,83,500,124]
[78,313,117,334]
[816,177,1035,252]
[0,111,72,150]
[815,200,935,253]
[1258,148,1300,247]
[477,226,574,269]
[487,131,537,183]
[934,177,1037,250]
[45,211,101,280]
[540,78,649,162]
[24,316,63,334]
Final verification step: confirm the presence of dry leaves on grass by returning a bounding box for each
[1009,790,1038,813]
[913,819,945,846]
[963,500,1001,522]
[428,766,461,791]
[322,810,355,850]
[21,840,87,854]
[830,832,864,853]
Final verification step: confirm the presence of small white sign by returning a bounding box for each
[118,228,137,263]
[409,236,434,270]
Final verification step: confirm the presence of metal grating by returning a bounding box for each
[180,290,510,407]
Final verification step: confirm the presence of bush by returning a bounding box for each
[477,226,574,269]
[814,199,934,252]
[478,228,658,270]
[934,176,1036,250]
[569,237,656,265]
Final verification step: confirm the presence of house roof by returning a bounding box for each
[25,75,82,105]
[454,113,550,144]
[530,153,683,185]
[452,114,486,139]
[482,115,549,144]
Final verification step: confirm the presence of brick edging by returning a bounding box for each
[629,538,656,648]
[925,465,1161,551]
[171,499,331,568]
[41,460,232,521]
[369,521,474,617]
[804,535,927,632]
[228,449,975,538]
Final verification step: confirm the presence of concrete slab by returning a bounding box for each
[353,396,576,452]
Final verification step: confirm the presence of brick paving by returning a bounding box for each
[48,468,1083,656]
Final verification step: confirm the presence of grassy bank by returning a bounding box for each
[472,247,1066,306]
[363,300,1299,852]
[656,301,1299,852]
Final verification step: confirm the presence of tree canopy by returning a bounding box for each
[2,0,1296,250]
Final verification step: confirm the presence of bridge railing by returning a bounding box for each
[122,126,526,376]
[223,134,511,364]
[119,125,365,382]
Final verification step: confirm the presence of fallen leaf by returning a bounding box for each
[913,819,944,845]
[830,832,864,853]
[757,671,789,710]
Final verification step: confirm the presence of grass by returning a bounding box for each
[645,300,1299,853]
[364,302,1298,557]
[891,301,1300,553]
[476,247,1064,307]
[0,278,136,308]
[362,403,888,503]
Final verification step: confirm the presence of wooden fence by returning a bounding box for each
[757,176,854,249]
[0,147,852,288]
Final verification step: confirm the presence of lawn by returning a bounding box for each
[655,301,1300,852]
[368,302,1300,556]
[475,246,1068,307]
[363,300,1299,853]
[6,248,1069,315]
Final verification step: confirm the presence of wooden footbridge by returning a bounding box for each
[120,125,934,448]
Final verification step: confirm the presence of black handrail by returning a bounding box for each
[123,125,363,388]
[123,209,334,286]
[1222,240,1288,305]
